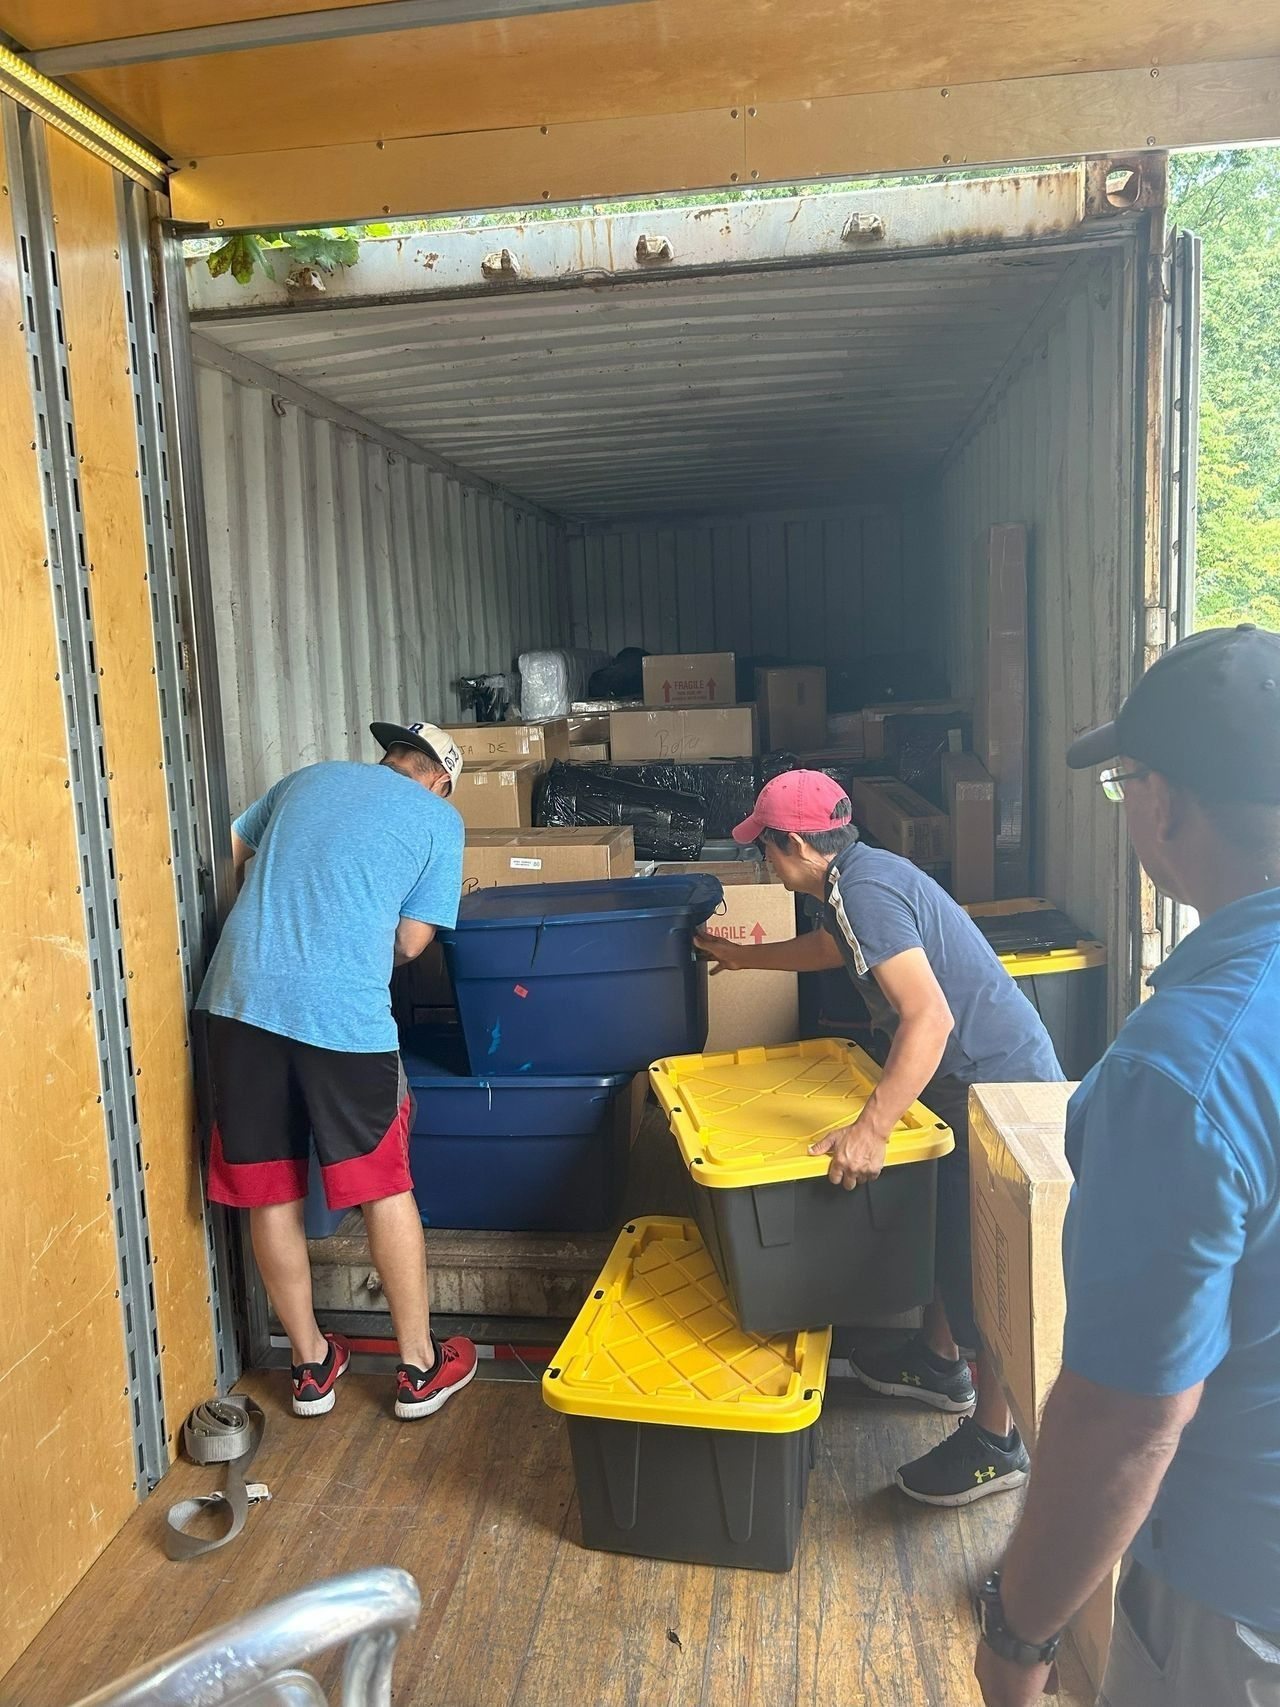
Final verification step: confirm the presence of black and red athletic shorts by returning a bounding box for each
[204,1015,413,1211]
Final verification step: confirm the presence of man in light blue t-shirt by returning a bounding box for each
[198,719,478,1425]
[975,627,1280,1707]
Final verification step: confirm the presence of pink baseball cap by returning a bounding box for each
[733,771,854,843]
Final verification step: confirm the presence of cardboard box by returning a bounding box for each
[697,877,799,1053]
[846,776,950,864]
[968,1081,1078,1448]
[568,712,611,745]
[609,706,757,762]
[825,712,882,762]
[941,751,996,903]
[461,827,634,893]
[450,760,543,828]
[642,651,736,708]
[653,859,775,886]
[444,719,570,765]
[572,742,610,763]
[973,525,1029,874]
[756,667,828,752]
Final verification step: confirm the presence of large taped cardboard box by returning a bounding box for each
[462,827,634,893]
[451,760,544,827]
[697,875,799,1052]
[642,651,736,708]
[444,719,570,765]
[609,705,757,762]
[968,1081,1077,1447]
[969,1079,1115,1688]
[941,751,996,902]
[846,776,949,864]
[568,711,613,744]
[756,666,827,752]
[826,712,884,762]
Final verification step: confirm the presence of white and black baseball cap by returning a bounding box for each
[370,720,464,789]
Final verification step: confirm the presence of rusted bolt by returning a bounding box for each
[730,172,740,183]
[747,106,757,117]
[215,218,224,227]
[750,169,759,180]
[841,212,885,241]
[376,139,385,150]
[1150,66,1160,78]
[942,154,952,165]
[730,107,739,119]
[540,125,549,136]
[940,87,950,97]
[1146,135,1157,146]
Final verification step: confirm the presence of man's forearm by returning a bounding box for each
[858,1014,948,1135]
[998,1370,1197,1643]
[721,933,842,973]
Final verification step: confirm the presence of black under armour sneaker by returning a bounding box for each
[895,1417,1031,1507]
[847,1333,977,1414]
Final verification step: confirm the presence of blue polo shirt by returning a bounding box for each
[1062,886,1280,1629]
[198,761,463,1053]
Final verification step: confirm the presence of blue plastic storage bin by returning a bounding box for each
[440,874,723,1075]
[304,1030,634,1237]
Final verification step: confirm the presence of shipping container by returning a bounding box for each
[0,0,1254,1694]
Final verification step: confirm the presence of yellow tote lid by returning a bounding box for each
[542,1217,830,1433]
[963,897,1107,976]
[649,1037,953,1189]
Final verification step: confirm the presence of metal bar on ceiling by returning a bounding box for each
[30,0,655,75]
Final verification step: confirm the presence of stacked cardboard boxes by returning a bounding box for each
[444,719,571,765]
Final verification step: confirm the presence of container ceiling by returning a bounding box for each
[193,245,1082,519]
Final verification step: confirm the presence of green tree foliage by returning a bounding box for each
[1169,148,1280,630]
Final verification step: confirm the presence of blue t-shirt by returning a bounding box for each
[814,842,1062,1085]
[1061,886,1280,1629]
[198,761,464,1053]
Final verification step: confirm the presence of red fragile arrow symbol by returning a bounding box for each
[750,922,766,945]
[663,680,672,703]
[706,677,716,699]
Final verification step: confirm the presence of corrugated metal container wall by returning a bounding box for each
[196,362,569,811]
[566,502,942,675]
[933,242,1141,996]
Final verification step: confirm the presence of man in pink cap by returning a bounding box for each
[697,769,1063,1506]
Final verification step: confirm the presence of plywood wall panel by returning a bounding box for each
[0,120,136,1681]
[45,130,214,1440]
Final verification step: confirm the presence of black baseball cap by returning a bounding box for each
[1066,624,1280,803]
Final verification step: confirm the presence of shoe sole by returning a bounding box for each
[394,1360,478,1419]
[847,1360,977,1414]
[292,1350,350,1418]
[894,1466,1029,1508]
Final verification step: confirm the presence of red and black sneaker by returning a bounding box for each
[394,1333,478,1419]
[290,1332,351,1417]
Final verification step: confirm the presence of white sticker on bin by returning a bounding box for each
[510,857,542,870]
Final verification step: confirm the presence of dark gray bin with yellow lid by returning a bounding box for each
[650,1039,954,1336]
[543,1216,830,1572]
[965,899,1108,1080]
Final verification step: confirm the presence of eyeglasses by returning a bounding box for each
[1098,766,1149,803]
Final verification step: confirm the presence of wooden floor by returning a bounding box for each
[3,1371,1094,1707]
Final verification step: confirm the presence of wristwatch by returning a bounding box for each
[976,1572,1063,1667]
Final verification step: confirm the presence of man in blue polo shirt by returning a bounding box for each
[974,625,1280,1707]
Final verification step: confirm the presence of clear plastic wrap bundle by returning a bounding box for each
[537,761,705,862]
[458,672,517,723]
[587,760,759,840]
[518,648,610,720]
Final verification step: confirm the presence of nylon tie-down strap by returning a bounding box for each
[164,1395,268,1562]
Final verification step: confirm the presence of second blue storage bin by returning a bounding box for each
[440,874,723,1075]
[304,1029,634,1238]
